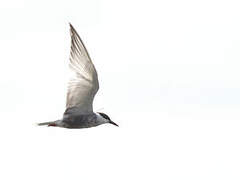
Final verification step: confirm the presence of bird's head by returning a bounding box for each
[98,112,119,127]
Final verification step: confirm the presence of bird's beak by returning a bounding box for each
[109,120,119,127]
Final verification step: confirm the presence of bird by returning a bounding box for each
[38,24,118,129]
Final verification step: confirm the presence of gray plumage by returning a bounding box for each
[38,24,118,129]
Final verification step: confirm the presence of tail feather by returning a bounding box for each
[38,121,56,126]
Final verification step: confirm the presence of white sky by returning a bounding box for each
[1,0,240,179]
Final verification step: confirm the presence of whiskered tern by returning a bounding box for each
[38,24,118,128]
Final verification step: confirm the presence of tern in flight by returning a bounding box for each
[38,24,118,128]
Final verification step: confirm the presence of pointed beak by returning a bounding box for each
[109,120,119,127]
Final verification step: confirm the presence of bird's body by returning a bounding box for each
[38,24,118,129]
[39,113,108,129]
[62,113,106,129]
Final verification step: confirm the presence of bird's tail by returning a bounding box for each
[37,121,57,126]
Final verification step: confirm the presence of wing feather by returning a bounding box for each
[66,24,99,114]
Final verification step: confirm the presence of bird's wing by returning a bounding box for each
[65,24,99,114]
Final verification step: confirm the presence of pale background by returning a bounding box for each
[0,0,240,179]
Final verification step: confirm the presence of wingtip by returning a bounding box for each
[69,23,75,31]
[69,23,74,36]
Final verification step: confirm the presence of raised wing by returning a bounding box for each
[65,24,99,115]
